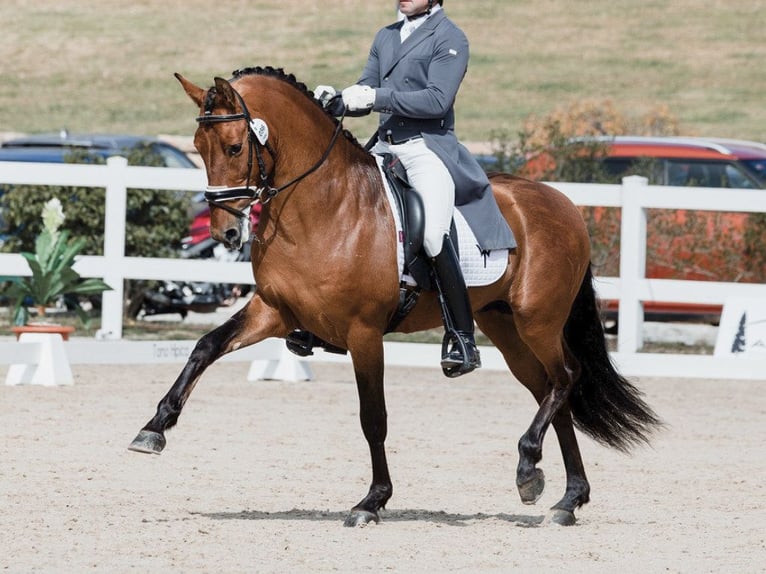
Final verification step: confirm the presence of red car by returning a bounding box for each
[522,136,766,323]
[596,136,766,189]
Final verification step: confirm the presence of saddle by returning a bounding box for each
[381,154,432,288]
[379,153,463,332]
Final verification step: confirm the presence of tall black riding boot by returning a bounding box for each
[432,235,481,378]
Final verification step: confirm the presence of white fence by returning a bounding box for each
[1,157,766,380]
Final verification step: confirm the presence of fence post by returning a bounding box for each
[96,156,128,340]
[617,175,648,353]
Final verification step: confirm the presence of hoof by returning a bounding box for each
[343,509,379,527]
[544,508,577,526]
[128,430,166,454]
[517,468,545,505]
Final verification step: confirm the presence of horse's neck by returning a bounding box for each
[260,141,388,253]
[277,133,383,213]
[257,90,389,237]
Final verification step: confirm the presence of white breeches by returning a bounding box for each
[372,137,454,256]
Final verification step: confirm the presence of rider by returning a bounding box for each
[307,0,515,376]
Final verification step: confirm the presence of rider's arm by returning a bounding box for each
[371,32,469,120]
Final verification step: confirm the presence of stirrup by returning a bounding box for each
[440,330,481,378]
[286,330,316,356]
[285,330,348,357]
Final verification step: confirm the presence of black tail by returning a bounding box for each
[565,266,663,452]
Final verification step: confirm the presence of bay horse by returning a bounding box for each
[129,66,661,527]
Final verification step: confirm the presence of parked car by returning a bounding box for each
[0,131,198,168]
[0,131,209,312]
[590,136,766,189]
[504,136,766,326]
[0,130,203,241]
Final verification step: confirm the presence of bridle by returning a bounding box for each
[196,83,347,224]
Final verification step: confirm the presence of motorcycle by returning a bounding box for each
[129,202,260,320]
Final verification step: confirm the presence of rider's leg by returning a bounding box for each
[431,234,481,376]
[388,139,480,377]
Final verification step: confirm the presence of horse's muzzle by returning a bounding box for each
[223,225,246,250]
[208,200,252,250]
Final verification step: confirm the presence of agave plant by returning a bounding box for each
[9,198,112,326]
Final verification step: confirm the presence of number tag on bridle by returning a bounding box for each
[249,118,269,145]
[239,205,252,243]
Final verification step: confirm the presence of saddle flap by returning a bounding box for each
[381,154,425,271]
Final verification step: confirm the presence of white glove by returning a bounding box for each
[341,84,376,111]
[314,84,337,106]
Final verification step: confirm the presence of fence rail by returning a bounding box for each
[2,158,765,379]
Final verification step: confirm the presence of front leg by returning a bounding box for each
[129,295,287,454]
[344,333,392,527]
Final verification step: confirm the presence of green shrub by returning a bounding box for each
[0,144,194,317]
[0,145,191,257]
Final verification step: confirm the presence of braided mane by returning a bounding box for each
[228,66,364,150]
[232,66,312,99]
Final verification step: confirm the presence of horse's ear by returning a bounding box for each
[213,77,239,110]
[175,73,205,108]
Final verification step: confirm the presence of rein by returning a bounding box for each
[196,84,347,221]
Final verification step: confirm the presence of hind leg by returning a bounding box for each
[475,309,589,524]
[546,406,590,525]
[129,295,288,454]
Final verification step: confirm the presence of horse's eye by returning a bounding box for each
[228,144,243,157]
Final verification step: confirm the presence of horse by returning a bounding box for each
[129,66,661,527]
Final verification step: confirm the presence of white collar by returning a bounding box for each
[400,5,441,41]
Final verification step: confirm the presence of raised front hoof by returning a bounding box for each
[343,509,380,527]
[128,430,166,454]
[517,468,546,505]
[544,508,577,526]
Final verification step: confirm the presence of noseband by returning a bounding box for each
[196,84,346,222]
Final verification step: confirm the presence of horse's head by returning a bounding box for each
[176,72,276,250]
[177,68,355,253]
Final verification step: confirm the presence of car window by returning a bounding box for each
[665,160,722,188]
[666,161,688,186]
[601,158,632,179]
[741,159,766,186]
[602,157,663,184]
[724,163,758,189]
[153,144,196,168]
[664,159,760,189]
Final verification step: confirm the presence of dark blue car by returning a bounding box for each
[0,132,200,248]
[0,132,197,168]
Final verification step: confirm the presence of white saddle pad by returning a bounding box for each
[376,156,509,287]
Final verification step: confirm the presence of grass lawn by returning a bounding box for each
[1,0,764,143]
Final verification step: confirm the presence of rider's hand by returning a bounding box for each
[342,84,376,112]
[314,85,337,107]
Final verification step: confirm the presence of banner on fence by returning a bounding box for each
[714,297,766,357]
